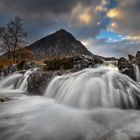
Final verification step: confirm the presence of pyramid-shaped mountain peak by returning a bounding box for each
[26,29,92,58]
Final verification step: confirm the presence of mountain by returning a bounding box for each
[26,29,92,58]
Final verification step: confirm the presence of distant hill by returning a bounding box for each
[0,29,118,65]
[25,29,92,58]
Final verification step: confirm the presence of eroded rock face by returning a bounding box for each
[118,57,128,70]
[118,57,136,80]
[128,54,135,61]
[120,66,135,80]
[118,51,140,81]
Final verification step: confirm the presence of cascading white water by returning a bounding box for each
[133,64,140,83]
[45,66,140,109]
[0,66,140,140]
[17,68,37,91]
[0,73,22,89]
[0,68,37,96]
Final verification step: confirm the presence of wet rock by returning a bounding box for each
[27,70,53,95]
[128,54,135,61]
[118,57,128,70]
[120,65,135,80]
[0,97,9,102]
[118,51,140,81]
[118,57,135,80]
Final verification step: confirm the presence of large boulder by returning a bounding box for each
[118,57,136,81]
[128,54,135,61]
[120,65,135,81]
[118,57,128,70]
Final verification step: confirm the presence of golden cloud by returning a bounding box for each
[95,5,107,12]
[127,35,140,41]
[71,3,93,26]
[95,0,108,12]
[107,8,124,19]
[78,9,93,25]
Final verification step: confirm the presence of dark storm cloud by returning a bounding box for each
[0,0,79,15]
[0,0,109,41]
[0,0,98,19]
[0,0,139,57]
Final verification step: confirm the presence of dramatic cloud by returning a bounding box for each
[0,0,110,38]
[107,0,140,41]
[0,0,139,57]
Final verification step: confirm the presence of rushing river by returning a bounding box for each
[0,66,140,140]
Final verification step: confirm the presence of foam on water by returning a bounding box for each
[0,96,140,140]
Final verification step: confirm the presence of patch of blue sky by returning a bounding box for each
[96,30,126,43]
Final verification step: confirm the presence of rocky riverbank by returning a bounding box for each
[0,51,139,97]
[118,51,140,81]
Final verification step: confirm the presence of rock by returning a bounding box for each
[27,70,53,95]
[118,57,136,81]
[120,65,135,80]
[136,51,140,65]
[118,51,140,81]
[118,57,128,70]
[128,54,135,61]
[0,97,9,102]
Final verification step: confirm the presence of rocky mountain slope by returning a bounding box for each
[26,29,92,58]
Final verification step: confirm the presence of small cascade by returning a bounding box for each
[45,66,140,109]
[0,73,23,89]
[0,68,37,95]
[17,69,37,91]
[133,64,140,83]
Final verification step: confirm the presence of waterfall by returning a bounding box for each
[0,66,140,140]
[0,68,37,96]
[17,69,37,91]
[45,66,140,109]
[133,64,140,83]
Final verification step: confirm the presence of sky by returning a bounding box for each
[0,0,140,58]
